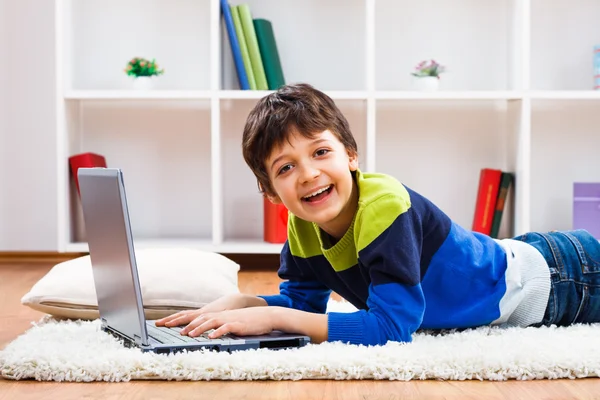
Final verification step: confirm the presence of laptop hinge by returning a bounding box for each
[100,317,108,330]
[133,334,143,346]
[101,322,145,348]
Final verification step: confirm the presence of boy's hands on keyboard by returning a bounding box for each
[175,307,277,339]
[154,293,268,336]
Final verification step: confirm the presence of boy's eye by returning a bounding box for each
[315,148,329,157]
[278,164,292,175]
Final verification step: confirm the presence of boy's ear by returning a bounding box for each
[348,151,359,171]
[266,194,283,204]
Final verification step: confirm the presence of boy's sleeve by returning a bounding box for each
[328,194,426,345]
[258,241,332,314]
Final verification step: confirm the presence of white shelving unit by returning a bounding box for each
[55,0,600,254]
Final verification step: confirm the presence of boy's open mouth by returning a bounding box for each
[302,185,333,202]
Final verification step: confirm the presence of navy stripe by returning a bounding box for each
[358,186,451,286]
[404,186,452,280]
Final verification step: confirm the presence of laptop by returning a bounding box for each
[77,167,311,354]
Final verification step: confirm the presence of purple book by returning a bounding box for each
[573,183,600,239]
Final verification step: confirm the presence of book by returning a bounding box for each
[594,45,600,90]
[489,172,514,239]
[573,182,600,239]
[231,5,256,90]
[220,0,250,90]
[69,152,107,195]
[237,4,269,90]
[264,198,288,243]
[472,168,502,235]
[253,18,285,90]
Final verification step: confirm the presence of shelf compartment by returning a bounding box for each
[64,99,213,245]
[375,99,521,234]
[530,100,600,232]
[531,0,600,91]
[220,0,366,91]
[64,0,211,91]
[375,0,520,91]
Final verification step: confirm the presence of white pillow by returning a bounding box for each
[21,248,240,320]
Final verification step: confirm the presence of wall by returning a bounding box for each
[0,0,8,247]
[0,0,58,251]
[0,0,6,230]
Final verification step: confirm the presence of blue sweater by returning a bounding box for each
[260,170,550,345]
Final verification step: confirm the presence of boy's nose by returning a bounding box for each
[299,164,320,183]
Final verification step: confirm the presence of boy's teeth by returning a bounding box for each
[304,185,330,198]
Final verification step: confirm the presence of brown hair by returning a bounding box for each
[242,83,358,197]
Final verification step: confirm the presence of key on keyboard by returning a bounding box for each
[147,323,220,343]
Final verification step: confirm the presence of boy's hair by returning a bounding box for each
[242,83,358,197]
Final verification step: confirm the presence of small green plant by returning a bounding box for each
[411,59,446,79]
[124,57,165,78]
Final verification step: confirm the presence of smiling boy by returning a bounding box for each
[156,83,600,346]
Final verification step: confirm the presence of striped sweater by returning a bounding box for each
[260,169,550,345]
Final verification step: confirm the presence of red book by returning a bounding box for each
[69,152,107,195]
[472,168,502,235]
[264,198,288,243]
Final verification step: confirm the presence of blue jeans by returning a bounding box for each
[512,229,600,326]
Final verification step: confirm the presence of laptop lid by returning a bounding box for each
[78,168,150,347]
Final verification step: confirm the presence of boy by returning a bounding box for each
[157,83,600,346]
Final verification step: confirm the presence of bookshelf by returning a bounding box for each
[55,0,600,253]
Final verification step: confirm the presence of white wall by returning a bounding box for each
[0,0,8,247]
[0,0,58,251]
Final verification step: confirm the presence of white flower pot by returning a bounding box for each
[131,76,155,90]
[413,76,439,92]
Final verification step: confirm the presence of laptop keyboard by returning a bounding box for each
[146,322,230,344]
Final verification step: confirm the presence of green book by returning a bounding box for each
[253,18,285,90]
[237,4,268,90]
[231,5,256,90]
[490,172,514,239]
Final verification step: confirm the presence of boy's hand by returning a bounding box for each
[154,293,266,328]
[180,307,276,338]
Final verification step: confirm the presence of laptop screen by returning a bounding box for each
[78,168,149,346]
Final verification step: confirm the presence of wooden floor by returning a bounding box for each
[1,261,600,400]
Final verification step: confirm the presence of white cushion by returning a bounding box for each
[21,248,240,320]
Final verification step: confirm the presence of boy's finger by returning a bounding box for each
[164,315,194,327]
[186,322,211,337]
[156,310,189,324]
[208,325,231,339]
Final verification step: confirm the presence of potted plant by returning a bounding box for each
[411,59,446,91]
[124,57,165,90]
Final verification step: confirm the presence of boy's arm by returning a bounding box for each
[259,241,332,314]
[327,194,428,346]
[271,306,328,343]
[327,280,425,345]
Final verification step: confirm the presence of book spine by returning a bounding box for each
[264,198,288,243]
[472,168,503,235]
[69,153,107,195]
[220,0,250,90]
[237,4,269,90]
[489,172,514,239]
[253,18,285,90]
[231,5,256,90]
[594,45,600,90]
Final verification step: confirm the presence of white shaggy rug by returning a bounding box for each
[1,300,600,382]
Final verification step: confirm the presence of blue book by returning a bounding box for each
[220,0,250,90]
[595,45,600,90]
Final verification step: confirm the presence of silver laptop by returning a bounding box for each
[77,167,310,354]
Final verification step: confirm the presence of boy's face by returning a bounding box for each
[265,128,359,239]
